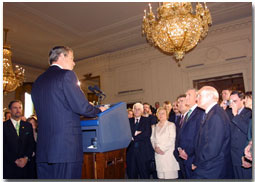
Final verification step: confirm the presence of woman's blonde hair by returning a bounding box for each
[156,107,168,119]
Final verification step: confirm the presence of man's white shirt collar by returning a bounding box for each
[205,102,217,114]
[189,104,198,114]
[134,116,141,122]
[183,111,189,117]
[10,118,20,129]
[238,107,245,115]
[51,64,63,69]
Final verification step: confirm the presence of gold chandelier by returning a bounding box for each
[142,2,212,65]
[3,28,25,94]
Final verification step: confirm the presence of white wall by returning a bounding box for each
[74,17,252,106]
[3,17,252,109]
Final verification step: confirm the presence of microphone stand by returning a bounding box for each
[96,93,105,105]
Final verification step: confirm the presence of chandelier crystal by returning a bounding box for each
[142,2,212,65]
[3,28,25,94]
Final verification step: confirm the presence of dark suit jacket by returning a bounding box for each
[148,114,157,125]
[31,65,101,163]
[193,104,233,179]
[227,107,252,166]
[168,109,176,122]
[173,115,182,159]
[126,116,154,164]
[176,107,204,172]
[3,119,35,179]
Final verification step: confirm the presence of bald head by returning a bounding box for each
[197,86,219,110]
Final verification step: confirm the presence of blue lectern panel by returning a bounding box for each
[80,119,98,126]
[81,102,132,152]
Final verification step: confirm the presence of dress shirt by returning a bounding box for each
[237,107,244,115]
[188,104,198,117]
[180,112,189,127]
[51,64,63,69]
[205,102,217,114]
[10,118,21,129]
[134,117,141,124]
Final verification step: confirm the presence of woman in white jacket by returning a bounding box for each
[151,107,179,179]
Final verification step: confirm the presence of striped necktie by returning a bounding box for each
[187,109,192,119]
[179,115,184,127]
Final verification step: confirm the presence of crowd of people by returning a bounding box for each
[2,46,252,179]
[2,87,253,179]
[126,87,253,179]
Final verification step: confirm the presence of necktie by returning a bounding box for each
[179,115,184,127]
[16,121,20,136]
[187,109,192,118]
[183,109,192,125]
[135,119,139,129]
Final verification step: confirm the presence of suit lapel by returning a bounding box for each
[130,118,137,136]
[137,117,143,129]
[19,121,26,138]
[8,119,19,137]
[239,107,248,116]
[182,111,193,129]
[201,105,217,126]
[181,108,195,130]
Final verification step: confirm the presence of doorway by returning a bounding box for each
[193,73,245,94]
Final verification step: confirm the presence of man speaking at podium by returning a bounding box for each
[32,46,106,179]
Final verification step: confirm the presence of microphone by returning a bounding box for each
[93,85,106,96]
[88,86,96,94]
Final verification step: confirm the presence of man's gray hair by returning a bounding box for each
[49,46,73,65]
[133,103,144,112]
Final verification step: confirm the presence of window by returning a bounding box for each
[24,92,33,118]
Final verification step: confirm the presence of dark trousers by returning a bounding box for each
[184,165,193,179]
[37,161,83,179]
[27,156,37,179]
[3,163,29,179]
[177,160,186,179]
[127,148,150,179]
[233,165,252,179]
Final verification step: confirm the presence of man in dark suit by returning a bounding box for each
[3,100,35,179]
[31,46,105,179]
[169,100,180,124]
[143,102,157,125]
[126,103,153,179]
[143,102,158,178]
[176,89,204,178]
[192,86,233,179]
[173,94,188,179]
[227,91,252,179]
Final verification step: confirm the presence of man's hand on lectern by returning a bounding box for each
[99,106,107,112]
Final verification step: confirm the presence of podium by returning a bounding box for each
[80,102,131,179]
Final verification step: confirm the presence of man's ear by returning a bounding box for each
[57,53,65,64]
[59,53,65,60]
